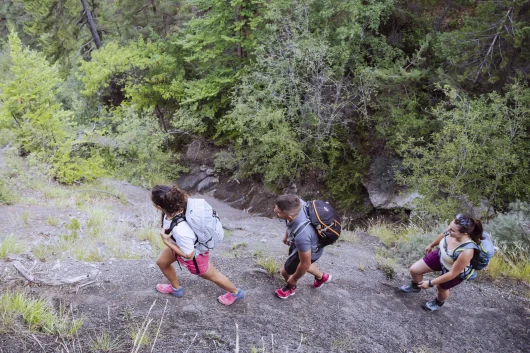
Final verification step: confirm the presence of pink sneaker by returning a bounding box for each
[218,289,245,305]
[156,284,184,297]
[275,285,296,299]
[313,273,332,288]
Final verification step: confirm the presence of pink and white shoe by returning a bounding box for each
[218,289,245,305]
[313,273,332,288]
[156,284,183,297]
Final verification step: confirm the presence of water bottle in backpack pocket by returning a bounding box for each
[451,232,496,281]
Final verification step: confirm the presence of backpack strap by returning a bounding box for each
[164,214,186,235]
[192,256,201,274]
[444,232,479,261]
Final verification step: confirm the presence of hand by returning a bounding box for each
[282,233,291,246]
[286,277,298,288]
[160,228,172,240]
[418,280,431,289]
[425,245,433,254]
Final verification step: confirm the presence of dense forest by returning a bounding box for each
[1,0,529,221]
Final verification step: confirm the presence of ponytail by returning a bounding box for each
[468,219,484,245]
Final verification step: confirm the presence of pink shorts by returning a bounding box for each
[175,252,210,275]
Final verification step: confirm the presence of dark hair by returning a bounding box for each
[455,214,484,244]
[275,194,301,216]
[151,185,188,215]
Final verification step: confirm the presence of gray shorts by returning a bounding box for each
[284,244,323,275]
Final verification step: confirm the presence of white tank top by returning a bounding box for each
[439,236,472,270]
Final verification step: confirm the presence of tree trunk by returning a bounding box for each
[80,0,102,49]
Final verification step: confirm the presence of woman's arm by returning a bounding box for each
[160,229,195,259]
[419,248,474,288]
[425,232,446,254]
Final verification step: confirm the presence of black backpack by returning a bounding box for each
[305,200,341,248]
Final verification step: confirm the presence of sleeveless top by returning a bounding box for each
[439,235,473,270]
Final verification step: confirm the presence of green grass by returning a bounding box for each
[231,241,248,250]
[21,211,29,225]
[0,291,84,336]
[486,249,530,283]
[65,218,81,230]
[47,217,60,227]
[0,235,25,258]
[256,257,280,276]
[0,179,16,205]
[89,332,124,352]
[338,230,358,244]
[136,228,164,254]
[130,323,151,348]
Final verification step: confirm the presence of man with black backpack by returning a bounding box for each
[273,194,333,299]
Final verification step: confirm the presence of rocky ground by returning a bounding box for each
[0,176,529,353]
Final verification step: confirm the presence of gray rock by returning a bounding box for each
[364,156,420,210]
[197,176,219,192]
[178,172,208,190]
[206,168,216,176]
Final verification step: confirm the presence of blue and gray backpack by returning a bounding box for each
[446,232,496,281]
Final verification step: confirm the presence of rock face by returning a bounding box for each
[364,156,420,210]
[178,171,209,190]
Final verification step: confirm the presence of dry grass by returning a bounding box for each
[486,250,530,283]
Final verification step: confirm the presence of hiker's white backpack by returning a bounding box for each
[168,198,224,254]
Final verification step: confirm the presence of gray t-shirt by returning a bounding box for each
[286,200,323,260]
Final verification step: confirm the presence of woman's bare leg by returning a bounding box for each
[156,247,180,289]
[436,286,450,302]
[410,258,434,283]
[200,264,238,293]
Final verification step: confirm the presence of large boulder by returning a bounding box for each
[364,156,420,210]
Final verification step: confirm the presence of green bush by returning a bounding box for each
[488,201,530,253]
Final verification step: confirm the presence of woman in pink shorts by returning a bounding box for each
[399,214,484,311]
[151,185,244,306]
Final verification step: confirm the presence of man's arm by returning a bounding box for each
[287,249,311,287]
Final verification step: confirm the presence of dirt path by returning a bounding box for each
[1,182,529,353]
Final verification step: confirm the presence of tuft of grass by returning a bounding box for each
[89,332,124,352]
[357,263,366,272]
[376,249,397,280]
[0,235,25,258]
[130,323,151,348]
[47,217,60,227]
[252,248,264,258]
[86,208,110,236]
[42,185,70,200]
[231,241,248,250]
[136,228,164,254]
[256,257,280,276]
[0,179,15,205]
[0,291,84,336]
[338,230,358,244]
[21,211,29,225]
[65,218,81,231]
[366,218,398,246]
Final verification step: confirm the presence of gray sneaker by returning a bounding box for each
[422,299,443,312]
[399,282,421,293]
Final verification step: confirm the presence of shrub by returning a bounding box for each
[487,201,530,253]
